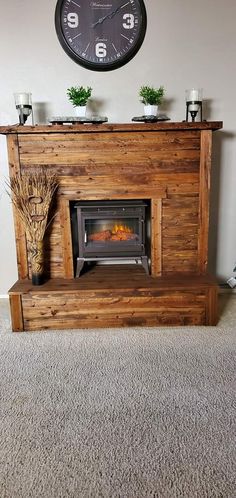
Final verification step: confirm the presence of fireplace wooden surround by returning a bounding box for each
[0,121,222,331]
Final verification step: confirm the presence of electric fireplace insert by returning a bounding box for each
[73,200,149,277]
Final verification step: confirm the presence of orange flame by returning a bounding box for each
[112,224,133,234]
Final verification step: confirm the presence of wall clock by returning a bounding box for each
[55,0,147,71]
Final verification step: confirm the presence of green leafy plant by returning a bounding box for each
[67,86,92,107]
[139,85,165,106]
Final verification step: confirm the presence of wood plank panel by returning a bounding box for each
[23,305,206,322]
[59,172,199,186]
[151,199,162,276]
[21,283,208,329]
[163,236,198,250]
[22,296,206,314]
[59,198,74,278]
[22,312,206,330]
[162,253,199,273]
[198,130,212,273]
[58,173,198,199]
[9,294,24,332]
[7,134,28,279]
[162,194,199,273]
[9,269,218,292]
[18,130,201,143]
[19,148,200,166]
[23,311,206,330]
[163,225,199,237]
[59,186,167,201]
[0,121,223,136]
[163,211,199,226]
[163,194,199,210]
[21,160,200,176]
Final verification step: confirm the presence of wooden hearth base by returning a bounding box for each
[9,265,218,331]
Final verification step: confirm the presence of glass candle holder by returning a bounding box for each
[14,92,33,125]
[185,88,203,122]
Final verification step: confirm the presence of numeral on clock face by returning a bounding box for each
[95,43,107,58]
[123,13,134,29]
[67,12,78,28]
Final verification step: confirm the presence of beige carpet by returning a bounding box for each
[0,295,236,498]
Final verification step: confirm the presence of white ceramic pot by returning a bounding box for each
[144,105,158,116]
[75,105,87,117]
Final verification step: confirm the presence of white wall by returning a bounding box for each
[0,0,236,293]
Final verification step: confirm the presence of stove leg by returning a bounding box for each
[76,258,85,278]
[141,256,149,275]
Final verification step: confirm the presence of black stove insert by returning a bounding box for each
[73,200,149,277]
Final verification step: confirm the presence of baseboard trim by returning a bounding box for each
[219,285,236,294]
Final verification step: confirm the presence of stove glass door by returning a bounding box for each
[84,217,140,251]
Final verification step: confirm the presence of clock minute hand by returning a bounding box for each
[91,2,127,28]
[107,3,127,19]
[91,14,109,28]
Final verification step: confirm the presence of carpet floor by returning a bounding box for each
[0,296,235,498]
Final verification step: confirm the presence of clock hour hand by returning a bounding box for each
[91,2,128,28]
[91,14,109,28]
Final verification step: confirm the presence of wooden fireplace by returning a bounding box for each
[0,121,222,331]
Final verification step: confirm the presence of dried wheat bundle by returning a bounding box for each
[7,169,58,243]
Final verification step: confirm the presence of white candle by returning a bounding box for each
[185,88,202,102]
[188,103,199,112]
[14,92,32,106]
[189,89,199,101]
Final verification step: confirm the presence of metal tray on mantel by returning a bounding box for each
[49,116,108,124]
[132,114,170,122]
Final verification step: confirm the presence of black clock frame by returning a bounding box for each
[55,0,147,72]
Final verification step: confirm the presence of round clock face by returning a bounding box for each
[55,0,147,71]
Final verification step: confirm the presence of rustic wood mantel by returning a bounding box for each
[0,121,223,331]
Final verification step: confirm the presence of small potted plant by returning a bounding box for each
[67,85,92,117]
[139,85,165,116]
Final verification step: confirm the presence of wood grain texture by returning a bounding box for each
[151,199,162,276]
[59,198,74,278]
[7,126,202,280]
[0,121,223,135]
[7,134,28,278]
[162,194,199,274]
[9,294,24,332]
[8,267,218,330]
[1,122,223,331]
[198,130,212,272]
